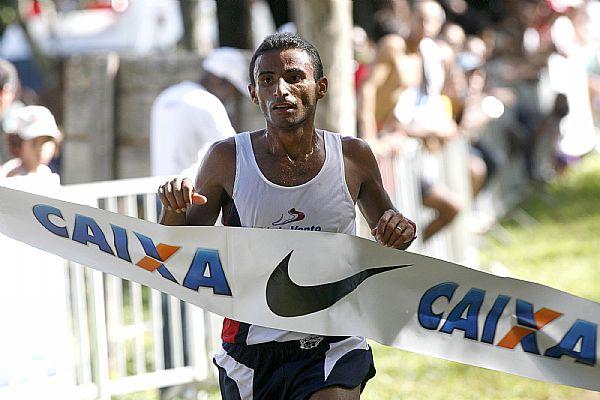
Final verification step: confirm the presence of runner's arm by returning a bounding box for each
[159,138,236,226]
[343,137,416,250]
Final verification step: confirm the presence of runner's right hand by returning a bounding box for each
[158,178,207,213]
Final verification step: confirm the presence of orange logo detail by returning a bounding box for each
[136,243,180,271]
[497,308,563,349]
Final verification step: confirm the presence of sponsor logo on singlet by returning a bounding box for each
[271,208,322,231]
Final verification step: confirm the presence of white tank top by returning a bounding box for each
[225,130,356,345]
[233,130,355,234]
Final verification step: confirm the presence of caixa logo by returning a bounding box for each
[418,282,597,366]
[32,204,232,296]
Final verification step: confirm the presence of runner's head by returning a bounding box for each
[248,33,328,129]
[249,33,323,87]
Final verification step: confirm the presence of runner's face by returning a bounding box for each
[250,48,327,129]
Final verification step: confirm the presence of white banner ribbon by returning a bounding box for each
[0,185,598,391]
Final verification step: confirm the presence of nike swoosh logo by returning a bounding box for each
[266,250,412,317]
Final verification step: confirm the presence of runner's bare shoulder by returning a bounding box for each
[341,135,374,160]
[203,136,236,166]
[341,136,378,179]
[195,136,237,191]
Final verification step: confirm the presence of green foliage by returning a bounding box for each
[0,0,17,34]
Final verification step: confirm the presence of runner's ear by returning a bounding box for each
[248,84,259,105]
[316,77,328,100]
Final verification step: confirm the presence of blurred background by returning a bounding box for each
[0,0,599,399]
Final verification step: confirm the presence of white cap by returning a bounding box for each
[3,105,60,140]
[202,47,250,96]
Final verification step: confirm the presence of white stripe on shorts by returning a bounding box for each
[214,349,254,400]
[324,336,369,380]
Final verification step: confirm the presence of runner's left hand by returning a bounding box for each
[372,209,416,250]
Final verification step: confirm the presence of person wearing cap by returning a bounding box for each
[150,47,249,177]
[150,47,250,383]
[0,105,61,178]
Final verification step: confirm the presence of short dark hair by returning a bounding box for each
[0,59,18,92]
[248,32,324,86]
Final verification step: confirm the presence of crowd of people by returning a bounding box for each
[355,0,600,237]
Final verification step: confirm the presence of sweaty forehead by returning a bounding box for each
[254,48,314,77]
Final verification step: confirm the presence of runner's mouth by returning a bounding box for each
[272,102,296,111]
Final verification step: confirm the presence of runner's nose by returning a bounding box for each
[275,77,289,97]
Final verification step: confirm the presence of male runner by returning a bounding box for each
[158,33,416,400]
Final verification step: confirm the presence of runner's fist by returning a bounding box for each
[372,209,416,250]
[158,178,207,213]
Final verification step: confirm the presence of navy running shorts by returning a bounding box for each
[213,335,376,400]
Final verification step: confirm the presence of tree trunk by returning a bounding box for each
[291,0,355,136]
[216,0,252,49]
[178,0,200,52]
[16,0,59,88]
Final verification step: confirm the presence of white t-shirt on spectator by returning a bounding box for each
[0,158,53,178]
[150,81,236,177]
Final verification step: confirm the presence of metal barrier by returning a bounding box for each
[366,137,475,265]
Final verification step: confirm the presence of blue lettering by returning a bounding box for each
[440,288,485,340]
[418,282,458,330]
[545,320,597,366]
[515,300,541,354]
[33,204,69,238]
[111,224,131,263]
[183,248,232,296]
[72,214,114,256]
[481,295,510,344]
[516,299,538,329]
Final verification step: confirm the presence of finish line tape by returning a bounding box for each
[0,185,598,391]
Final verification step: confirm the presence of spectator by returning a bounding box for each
[0,59,22,163]
[456,36,504,195]
[0,105,61,178]
[150,48,250,385]
[440,23,468,121]
[352,26,376,92]
[358,0,463,243]
[537,93,570,178]
[150,47,249,177]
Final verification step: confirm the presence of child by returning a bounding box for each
[0,105,61,178]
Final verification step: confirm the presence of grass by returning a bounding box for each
[117,153,600,399]
[361,152,600,400]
